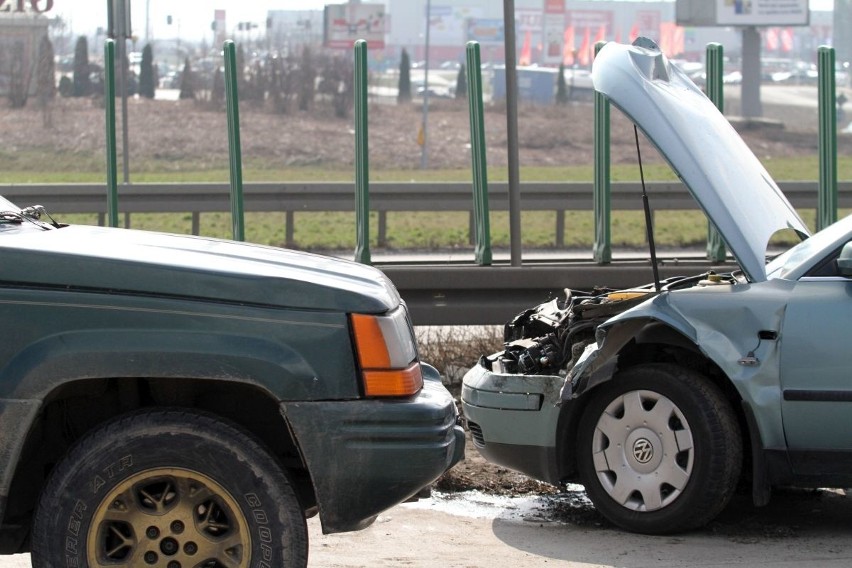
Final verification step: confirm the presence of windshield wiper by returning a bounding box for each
[0,211,25,224]
[0,205,62,230]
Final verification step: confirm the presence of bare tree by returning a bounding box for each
[268,54,295,115]
[297,46,316,111]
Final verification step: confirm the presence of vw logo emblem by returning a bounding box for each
[632,438,654,464]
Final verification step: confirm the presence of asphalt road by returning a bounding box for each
[5,487,852,567]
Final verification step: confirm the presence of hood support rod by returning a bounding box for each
[634,125,661,292]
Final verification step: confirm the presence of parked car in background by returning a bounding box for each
[462,39,852,535]
[0,201,464,567]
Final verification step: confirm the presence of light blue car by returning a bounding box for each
[461,39,852,535]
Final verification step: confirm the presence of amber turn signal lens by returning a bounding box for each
[362,363,424,397]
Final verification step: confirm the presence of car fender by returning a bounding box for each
[569,288,789,450]
[0,329,342,402]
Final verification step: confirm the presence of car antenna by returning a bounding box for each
[634,124,661,292]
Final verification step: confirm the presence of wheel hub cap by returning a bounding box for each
[591,389,695,512]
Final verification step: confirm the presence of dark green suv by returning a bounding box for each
[0,198,464,567]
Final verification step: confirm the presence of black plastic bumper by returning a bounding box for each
[281,375,464,534]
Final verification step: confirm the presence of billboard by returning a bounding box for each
[466,18,504,45]
[214,9,226,46]
[429,5,483,46]
[324,3,386,49]
[542,0,565,65]
[676,0,809,27]
[717,0,808,26]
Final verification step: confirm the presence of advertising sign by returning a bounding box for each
[542,0,565,64]
[677,0,809,27]
[429,5,482,46]
[214,9,226,45]
[324,3,386,49]
[466,18,504,45]
[717,0,808,26]
[0,0,54,13]
[515,9,542,34]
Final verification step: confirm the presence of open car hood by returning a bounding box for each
[592,39,810,282]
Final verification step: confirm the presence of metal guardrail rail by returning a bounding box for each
[1,181,847,324]
[4,180,849,213]
[381,259,730,325]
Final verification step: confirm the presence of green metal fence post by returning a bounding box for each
[593,41,611,264]
[465,41,492,266]
[818,45,838,231]
[353,39,371,264]
[223,40,246,242]
[705,43,727,261]
[104,39,119,228]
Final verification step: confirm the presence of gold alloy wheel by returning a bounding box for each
[86,468,250,568]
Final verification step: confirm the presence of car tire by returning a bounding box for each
[32,408,308,568]
[576,363,742,534]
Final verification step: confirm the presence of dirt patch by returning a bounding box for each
[1,89,847,173]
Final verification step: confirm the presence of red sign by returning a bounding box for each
[325,3,386,49]
[544,0,564,15]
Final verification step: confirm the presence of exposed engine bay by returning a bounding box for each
[480,272,737,376]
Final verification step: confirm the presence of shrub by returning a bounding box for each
[72,36,91,97]
[139,43,155,98]
[397,48,411,103]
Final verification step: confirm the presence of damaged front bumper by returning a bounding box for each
[461,363,566,484]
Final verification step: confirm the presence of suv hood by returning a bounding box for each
[0,224,399,313]
[592,39,810,282]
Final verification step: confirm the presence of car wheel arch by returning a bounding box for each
[3,376,316,545]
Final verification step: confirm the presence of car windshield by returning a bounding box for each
[765,214,852,279]
[0,196,19,212]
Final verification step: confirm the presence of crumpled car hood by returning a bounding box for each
[0,224,400,313]
[592,39,810,282]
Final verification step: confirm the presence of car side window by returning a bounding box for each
[806,242,851,278]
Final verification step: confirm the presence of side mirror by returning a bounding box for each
[839,241,852,277]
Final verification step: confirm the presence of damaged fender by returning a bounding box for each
[568,285,791,450]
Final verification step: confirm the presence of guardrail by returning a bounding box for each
[2,180,849,250]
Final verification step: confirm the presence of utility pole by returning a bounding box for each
[503,0,522,266]
[420,0,432,169]
[107,0,132,184]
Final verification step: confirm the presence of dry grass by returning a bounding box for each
[415,325,504,392]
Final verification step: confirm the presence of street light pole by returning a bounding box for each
[420,0,431,169]
[503,0,522,266]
